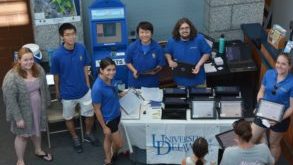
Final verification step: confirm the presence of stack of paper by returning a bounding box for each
[204,63,217,73]
[141,87,163,102]
[120,89,142,119]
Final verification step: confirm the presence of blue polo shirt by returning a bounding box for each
[126,39,165,88]
[92,76,121,122]
[50,43,90,99]
[262,69,293,109]
[165,34,211,87]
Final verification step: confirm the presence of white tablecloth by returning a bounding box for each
[121,104,235,164]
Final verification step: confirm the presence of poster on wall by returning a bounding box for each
[33,0,81,26]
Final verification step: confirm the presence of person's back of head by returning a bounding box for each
[233,119,252,142]
[193,137,208,165]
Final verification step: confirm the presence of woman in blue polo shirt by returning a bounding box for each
[126,21,165,88]
[165,18,211,87]
[92,58,123,165]
[250,54,293,162]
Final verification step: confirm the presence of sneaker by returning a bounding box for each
[84,133,100,146]
[72,137,83,153]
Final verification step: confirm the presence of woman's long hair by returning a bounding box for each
[192,137,208,165]
[13,47,39,78]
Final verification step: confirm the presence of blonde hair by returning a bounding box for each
[13,47,39,78]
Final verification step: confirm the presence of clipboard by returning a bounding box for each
[256,99,285,122]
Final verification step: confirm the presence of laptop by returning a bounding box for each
[172,62,195,78]
[215,129,237,149]
[225,44,256,72]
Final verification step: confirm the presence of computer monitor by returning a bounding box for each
[96,22,122,44]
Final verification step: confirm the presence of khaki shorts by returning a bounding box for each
[62,89,94,120]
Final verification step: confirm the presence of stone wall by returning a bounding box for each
[203,0,264,41]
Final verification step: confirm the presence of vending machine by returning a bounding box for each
[89,0,128,84]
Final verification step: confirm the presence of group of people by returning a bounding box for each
[219,53,293,164]
[2,16,293,165]
[126,18,211,88]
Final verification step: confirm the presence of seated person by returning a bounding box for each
[182,137,211,165]
[220,119,274,165]
[126,21,165,88]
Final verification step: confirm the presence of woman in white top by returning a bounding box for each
[182,137,209,165]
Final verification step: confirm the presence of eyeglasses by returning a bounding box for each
[271,85,278,95]
[179,27,190,31]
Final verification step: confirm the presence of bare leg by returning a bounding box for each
[84,116,94,134]
[111,131,123,154]
[250,123,266,144]
[269,130,284,162]
[31,135,52,160]
[104,134,112,164]
[65,119,77,138]
[15,136,28,165]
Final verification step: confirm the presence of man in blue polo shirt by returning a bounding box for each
[165,18,211,87]
[50,23,98,153]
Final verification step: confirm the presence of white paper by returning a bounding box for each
[141,87,163,102]
[121,108,140,120]
[120,90,142,115]
[46,74,54,85]
[204,63,217,73]
[221,101,242,117]
[192,101,214,118]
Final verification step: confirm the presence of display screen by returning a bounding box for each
[96,22,122,44]
[216,130,237,148]
[91,8,124,20]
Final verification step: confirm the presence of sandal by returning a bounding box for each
[35,152,53,162]
[111,152,118,162]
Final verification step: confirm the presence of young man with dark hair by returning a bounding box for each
[51,23,99,153]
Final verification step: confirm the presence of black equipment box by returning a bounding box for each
[189,87,213,97]
[215,86,240,97]
[164,97,188,109]
[163,88,187,98]
[162,108,187,120]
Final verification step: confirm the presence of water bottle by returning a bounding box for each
[13,51,18,62]
[218,34,225,54]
